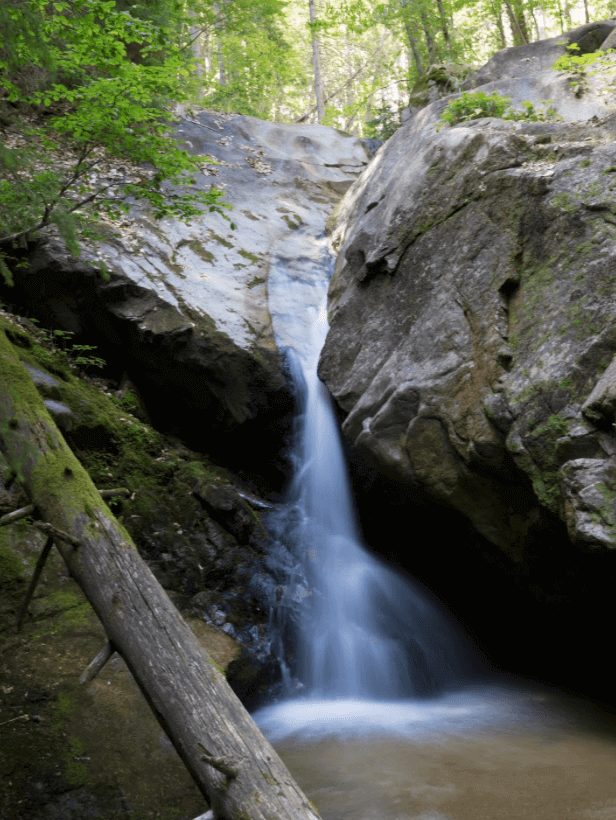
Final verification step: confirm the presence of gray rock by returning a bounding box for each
[192,482,260,544]
[18,111,369,448]
[582,354,616,425]
[463,21,616,89]
[23,363,63,400]
[43,399,75,431]
[321,22,616,553]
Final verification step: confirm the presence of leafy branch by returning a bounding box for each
[0,0,229,285]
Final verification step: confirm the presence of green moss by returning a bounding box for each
[579,157,592,169]
[207,656,226,678]
[238,249,262,264]
[247,276,266,289]
[281,214,302,230]
[64,737,92,786]
[549,192,575,212]
[189,240,216,264]
[208,231,234,248]
[0,530,24,581]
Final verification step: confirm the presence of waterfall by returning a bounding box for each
[262,233,473,713]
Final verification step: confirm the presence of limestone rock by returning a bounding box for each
[321,22,616,554]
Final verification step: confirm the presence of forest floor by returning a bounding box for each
[0,532,239,820]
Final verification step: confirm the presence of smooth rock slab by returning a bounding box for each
[19,111,370,450]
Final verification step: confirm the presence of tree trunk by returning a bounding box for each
[490,0,507,48]
[343,25,357,132]
[503,0,529,45]
[214,2,226,87]
[421,11,436,64]
[400,0,424,76]
[308,0,325,122]
[436,0,452,56]
[0,325,319,820]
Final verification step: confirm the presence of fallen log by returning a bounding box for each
[0,325,319,820]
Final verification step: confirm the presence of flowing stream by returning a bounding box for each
[256,230,616,819]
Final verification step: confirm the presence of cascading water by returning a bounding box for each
[260,232,474,722]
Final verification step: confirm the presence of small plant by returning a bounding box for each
[439,91,559,129]
[439,90,511,127]
[552,43,616,97]
[41,328,105,372]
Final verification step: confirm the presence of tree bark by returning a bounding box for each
[421,11,436,64]
[213,2,226,87]
[490,0,507,48]
[436,0,452,56]
[503,0,529,44]
[0,325,319,820]
[400,0,424,76]
[308,0,325,122]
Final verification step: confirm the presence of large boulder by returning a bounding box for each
[8,111,370,472]
[320,22,616,560]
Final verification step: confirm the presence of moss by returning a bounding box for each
[191,243,216,264]
[52,691,75,730]
[308,799,321,816]
[247,276,266,289]
[207,656,226,678]
[0,529,24,581]
[208,231,234,248]
[549,192,575,212]
[281,214,302,230]
[64,737,92,787]
[238,249,262,264]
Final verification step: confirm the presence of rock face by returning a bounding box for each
[320,21,616,561]
[9,111,370,473]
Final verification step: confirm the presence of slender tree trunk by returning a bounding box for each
[489,0,507,48]
[436,0,452,56]
[364,26,387,127]
[343,25,356,132]
[503,0,529,45]
[308,0,325,122]
[421,11,436,64]
[190,15,204,80]
[555,0,566,33]
[214,2,226,87]
[583,0,590,23]
[400,0,424,76]
[0,326,320,820]
[534,3,547,39]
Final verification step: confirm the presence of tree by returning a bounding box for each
[308,0,327,120]
[0,0,228,285]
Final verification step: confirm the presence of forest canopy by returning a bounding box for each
[1,0,615,282]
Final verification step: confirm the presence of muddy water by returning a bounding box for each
[258,685,616,820]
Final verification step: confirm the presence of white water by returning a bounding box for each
[259,234,479,737]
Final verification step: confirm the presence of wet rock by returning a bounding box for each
[192,482,261,544]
